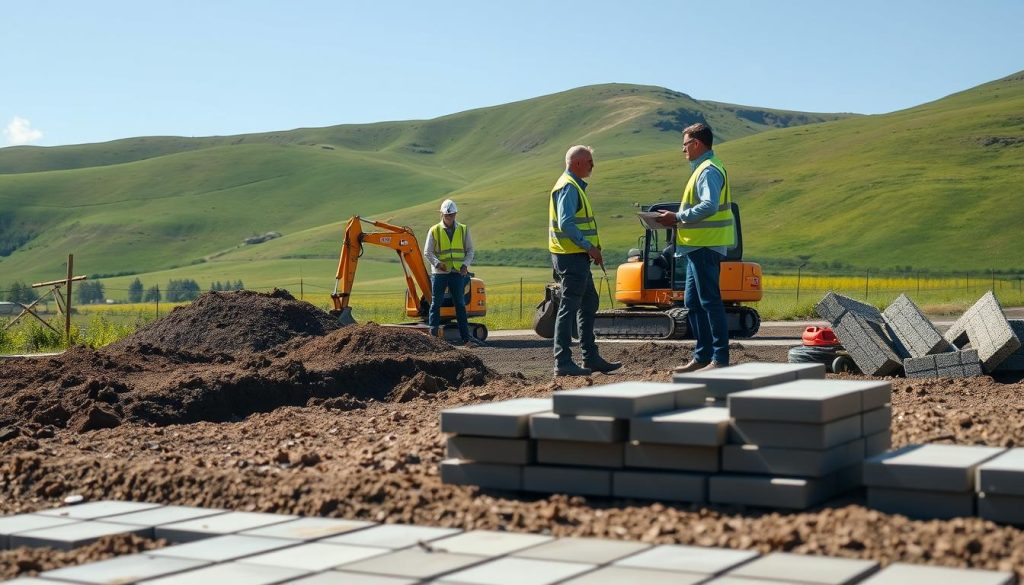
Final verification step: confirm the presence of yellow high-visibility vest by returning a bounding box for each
[431,222,467,271]
[676,155,735,247]
[548,173,601,254]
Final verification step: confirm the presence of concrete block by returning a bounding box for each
[978,493,1024,525]
[727,552,879,584]
[863,444,1006,492]
[709,474,836,510]
[857,563,1014,585]
[624,443,719,472]
[718,361,827,379]
[440,398,552,438]
[835,463,864,494]
[730,414,862,450]
[867,487,975,519]
[612,470,707,503]
[511,536,650,564]
[833,312,903,376]
[429,530,554,557]
[446,436,534,465]
[149,534,298,562]
[560,566,708,585]
[537,440,623,468]
[40,553,207,584]
[904,349,984,379]
[883,293,950,358]
[976,448,1024,496]
[98,505,227,531]
[324,523,461,549]
[728,379,890,423]
[816,292,885,325]
[672,367,797,399]
[334,548,487,579]
[862,405,891,436]
[290,573,419,585]
[529,412,625,443]
[138,562,308,585]
[34,500,162,520]
[552,381,706,418]
[439,557,595,585]
[155,511,298,543]
[944,292,1022,372]
[238,542,386,572]
[0,578,69,584]
[722,439,864,477]
[10,520,149,551]
[440,459,522,491]
[522,465,612,497]
[614,543,759,575]
[239,517,375,540]
[630,407,729,446]
[0,514,80,549]
[994,320,1024,372]
[863,431,891,458]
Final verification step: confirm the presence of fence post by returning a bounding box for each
[917,271,921,295]
[991,269,995,292]
[965,272,969,293]
[65,254,74,345]
[156,298,160,319]
[300,278,304,300]
[519,278,524,322]
[864,269,869,300]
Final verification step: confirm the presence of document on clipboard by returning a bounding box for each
[636,211,669,230]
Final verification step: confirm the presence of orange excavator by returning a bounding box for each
[330,216,488,340]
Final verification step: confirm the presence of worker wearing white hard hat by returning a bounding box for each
[424,198,485,347]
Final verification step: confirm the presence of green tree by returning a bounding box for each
[143,285,161,302]
[75,281,105,304]
[128,278,144,303]
[5,281,39,304]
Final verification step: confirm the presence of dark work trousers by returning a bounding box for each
[428,272,470,341]
[552,252,600,366]
[683,247,729,364]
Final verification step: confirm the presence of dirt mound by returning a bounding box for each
[112,289,340,354]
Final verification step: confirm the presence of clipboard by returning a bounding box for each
[636,211,669,230]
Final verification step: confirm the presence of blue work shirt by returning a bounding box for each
[675,149,728,257]
[553,170,594,252]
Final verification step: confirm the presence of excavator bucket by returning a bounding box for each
[336,307,357,327]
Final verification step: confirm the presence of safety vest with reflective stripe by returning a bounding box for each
[548,173,602,254]
[431,222,467,271]
[676,155,735,247]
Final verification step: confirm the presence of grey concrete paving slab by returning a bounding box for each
[286,572,418,585]
[944,292,1022,372]
[440,459,522,491]
[440,398,553,438]
[34,500,162,520]
[240,517,375,541]
[0,578,70,584]
[994,320,1024,372]
[529,412,625,443]
[10,520,149,551]
[522,465,612,496]
[862,405,891,436]
[728,380,889,423]
[834,312,904,377]
[671,369,795,399]
[40,553,207,584]
[437,557,595,585]
[149,534,298,562]
[335,548,487,579]
[612,470,707,503]
[864,431,892,458]
[725,551,879,584]
[978,493,1024,525]
[835,463,864,494]
[559,565,707,585]
[511,536,650,564]
[428,530,554,557]
[0,514,80,549]
[239,542,387,572]
[856,562,1014,585]
[156,510,298,543]
[702,577,801,584]
[630,407,730,446]
[98,505,227,531]
[552,382,706,418]
[536,440,624,468]
[624,443,719,472]
[863,444,1006,492]
[138,562,308,585]
[709,474,836,510]
[866,487,975,519]
[710,362,826,379]
[614,543,758,575]
[722,439,865,477]
[883,293,950,358]
[730,414,862,450]
[323,523,461,549]
[446,436,534,464]
[976,448,1024,496]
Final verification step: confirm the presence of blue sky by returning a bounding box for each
[3,0,1022,147]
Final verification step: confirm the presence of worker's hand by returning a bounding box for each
[459,265,469,277]
[436,262,448,272]
[587,246,604,267]
[655,210,678,227]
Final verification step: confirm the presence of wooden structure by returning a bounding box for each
[2,254,85,342]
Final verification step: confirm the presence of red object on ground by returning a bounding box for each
[802,326,840,346]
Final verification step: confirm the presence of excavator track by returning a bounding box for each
[594,306,760,340]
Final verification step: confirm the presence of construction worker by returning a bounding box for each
[424,199,484,347]
[548,145,622,376]
[656,123,735,372]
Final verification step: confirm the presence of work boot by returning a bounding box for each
[672,359,710,374]
[583,356,622,374]
[696,361,726,372]
[462,337,486,348]
[554,362,592,377]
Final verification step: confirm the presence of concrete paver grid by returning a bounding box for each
[856,562,1015,584]
[728,379,891,423]
[535,440,624,468]
[944,292,1021,372]
[34,500,163,520]
[335,548,489,579]
[551,382,706,418]
[612,470,708,503]
[238,542,388,572]
[435,556,596,585]
[440,459,522,490]
[724,551,879,584]
[322,523,461,549]
[446,436,534,465]
[613,543,759,575]
[440,398,553,438]
[528,412,626,443]
[510,536,651,564]
[148,534,299,562]
[239,517,376,540]
[137,562,308,585]
[863,444,1007,492]
[155,510,299,543]
[630,406,730,446]
[286,572,419,585]
[40,553,208,584]
[10,520,150,551]
[559,566,708,585]
[882,293,950,358]
[0,514,80,549]
[95,505,228,532]
[976,448,1024,495]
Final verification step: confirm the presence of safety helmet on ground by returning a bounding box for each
[440,199,458,214]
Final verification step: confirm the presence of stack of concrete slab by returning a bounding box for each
[976,448,1024,525]
[672,361,827,402]
[714,379,892,509]
[863,444,1007,519]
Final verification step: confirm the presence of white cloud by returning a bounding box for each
[4,116,44,146]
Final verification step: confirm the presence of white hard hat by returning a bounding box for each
[440,199,458,214]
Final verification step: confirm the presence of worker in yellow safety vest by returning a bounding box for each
[424,199,485,347]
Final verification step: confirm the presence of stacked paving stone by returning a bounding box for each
[1,500,1017,584]
[976,448,1024,525]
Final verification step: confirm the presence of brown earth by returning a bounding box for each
[2,291,1024,579]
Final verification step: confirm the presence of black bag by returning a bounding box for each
[533,283,560,339]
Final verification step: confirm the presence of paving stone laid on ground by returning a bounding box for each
[673,362,825,398]
[551,381,706,418]
[95,505,228,534]
[435,556,596,585]
[322,523,461,549]
[440,398,553,438]
[238,542,388,572]
[724,551,879,584]
[944,291,1022,372]
[35,500,163,520]
[0,514,81,549]
[239,517,375,540]
[291,572,418,585]
[336,548,489,580]
[139,562,309,584]
[40,553,208,584]
[509,536,650,564]
[856,562,1015,584]
[149,534,300,562]
[10,520,151,551]
[155,510,299,543]
[613,543,758,575]
[559,565,708,585]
